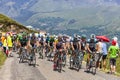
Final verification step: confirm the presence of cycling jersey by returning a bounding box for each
[81,41,86,50]
[46,36,50,44]
[56,41,63,50]
[73,37,79,50]
[19,37,28,47]
[40,37,44,46]
[30,36,37,47]
[87,39,97,52]
[49,37,54,47]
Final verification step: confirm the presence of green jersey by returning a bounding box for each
[108,46,119,58]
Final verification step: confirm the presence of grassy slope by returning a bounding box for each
[0,14,34,33]
[0,50,7,67]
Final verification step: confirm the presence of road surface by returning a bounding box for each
[0,52,120,80]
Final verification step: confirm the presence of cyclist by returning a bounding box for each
[39,35,45,59]
[46,35,50,45]
[53,35,64,70]
[80,34,87,57]
[19,32,28,47]
[71,34,81,58]
[19,32,28,50]
[86,34,98,70]
[70,34,81,68]
[48,35,55,61]
[30,33,37,48]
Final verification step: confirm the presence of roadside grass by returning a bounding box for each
[0,50,7,68]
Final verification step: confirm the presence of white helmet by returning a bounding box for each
[113,36,118,41]
[90,34,96,39]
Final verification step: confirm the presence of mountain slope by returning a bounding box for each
[0,14,32,33]
[0,0,120,37]
[27,5,120,35]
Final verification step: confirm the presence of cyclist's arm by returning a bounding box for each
[86,43,92,53]
[71,42,74,51]
[79,41,81,51]
[63,42,66,49]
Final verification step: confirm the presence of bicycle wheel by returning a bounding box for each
[85,59,90,72]
[79,60,82,70]
[70,56,73,68]
[32,54,36,67]
[19,54,23,63]
[58,60,62,72]
[28,55,32,65]
[19,49,25,63]
[62,55,66,67]
[92,60,97,75]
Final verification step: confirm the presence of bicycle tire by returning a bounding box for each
[92,60,97,75]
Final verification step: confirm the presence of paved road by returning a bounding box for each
[0,52,120,80]
[0,52,46,80]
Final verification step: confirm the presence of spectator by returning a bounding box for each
[7,33,13,57]
[113,36,119,48]
[0,38,3,50]
[102,41,108,70]
[96,39,103,69]
[108,40,119,74]
[3,35,7,56]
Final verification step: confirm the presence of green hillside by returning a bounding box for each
[0,14,33,33]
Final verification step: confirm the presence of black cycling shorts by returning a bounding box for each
[110,58,116,66]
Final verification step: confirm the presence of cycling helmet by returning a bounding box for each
[81,34,86,39]
[90,34,95,39]
[73,34,77,38]
[77,35,81,40]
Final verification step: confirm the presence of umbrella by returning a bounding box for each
[96,36,110,42]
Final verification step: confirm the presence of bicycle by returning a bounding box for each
[53,50,64,72]
[45,44,50,57]
[38,45,44,59]
[28,47,36,67]
[86,52,98,75]
[47,46,54,61]
[19,47,28,63]
[70,50,82,71]
[62,50,67,67]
